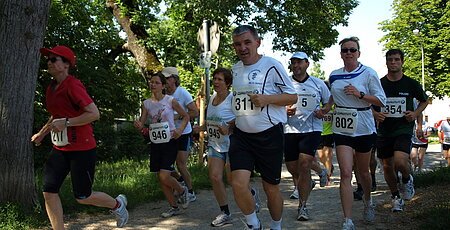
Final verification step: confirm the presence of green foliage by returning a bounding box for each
[310,62,326,80]
[380,0,450,98]
[413,166,450,188]
[418,205,450,230]
[0,203,47,230]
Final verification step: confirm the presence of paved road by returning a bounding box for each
[64,144,446,230]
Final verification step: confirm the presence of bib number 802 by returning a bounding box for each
[334,117,354,129]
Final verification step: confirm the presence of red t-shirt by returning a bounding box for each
[46,75,96,151]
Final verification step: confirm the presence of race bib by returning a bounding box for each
[382,97,406,118]
[444,136,450,144]
[232,88,260,116]
[207,120,225,144]
[333,108,358,134]
[296,92,318,111]
[51,127,69,147]
[149,122,171,144]
[323,113,333,123]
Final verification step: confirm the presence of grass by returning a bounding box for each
[1,156,210,229]
[409,166,450,229]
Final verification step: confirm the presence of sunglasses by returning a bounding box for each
[47,57,61,63]
[341,48,358,53]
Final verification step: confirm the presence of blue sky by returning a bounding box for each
[260,0,394,78]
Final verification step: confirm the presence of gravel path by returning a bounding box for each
[63,144,445,229]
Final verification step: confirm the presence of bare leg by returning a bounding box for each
[176,150,193,190]
[262,180,283,221]
[336,145,354,219]
[43,192,64,230]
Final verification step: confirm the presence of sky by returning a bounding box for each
[260,0,394,78]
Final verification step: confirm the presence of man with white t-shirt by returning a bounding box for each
[284,52,331,221]
[163,67,199,202]
[229,25,297,230]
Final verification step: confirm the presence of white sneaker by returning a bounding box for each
[342,218,355,230]
[161,206,181,218]
[319,169,328,187]
[244,219,262,230]
[363,198,375,222]
[251,188,261,213]
[391,196,404,212]
[290,188,299,199]
[178,186,190,209]
[111,194,129,227]
[188,191,197,202]
[401,175,415,200]
[297,205,309,221]
[211,212,231,227]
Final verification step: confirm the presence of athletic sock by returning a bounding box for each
[220,205,230,215]
[244,211,259,227]
[270,218,282,230]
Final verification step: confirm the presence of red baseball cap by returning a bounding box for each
[40,45,76,67]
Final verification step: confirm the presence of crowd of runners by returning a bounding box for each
[33,24,450,230]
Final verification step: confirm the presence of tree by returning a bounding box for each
[310,62,326,80]
[380,0,450,98]
[0,0,51,208]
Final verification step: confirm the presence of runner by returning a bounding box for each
[411,114,432,173]
[373,49,428,213]
[163,67,199,202]
[229,25,297,230]
[134,72,190,218]
[32,45,129,229]
[329,37,386,229]
[438,116,450,166]
[283,52,331,221]
[317,80,335,185]
[193,68,234,227]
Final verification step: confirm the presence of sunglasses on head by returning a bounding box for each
[341,48,358,53]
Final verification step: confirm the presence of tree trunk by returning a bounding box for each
[0,0,51,208]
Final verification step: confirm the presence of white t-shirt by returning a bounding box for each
[143,95,176,143]
[329,63,386,136]
[284,75,331,133]
[412,120,431,144]
[170,86,194,134]
[206,92,235,152]
[439,120,450,144]
[232,56,296,133]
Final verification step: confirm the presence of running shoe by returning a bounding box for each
[251,188,261,213]
[391,196,404,212]
[111,194,129,227]
[353,189,363,201]
[363,198,375,222]
[401,175,415,200]
[297,205,309,221]
[211,212,231,227]
[188,191,197,202]
[178,186,190,209]
[244,220,262,230]
[160,206,181,218]
[311,179,316,190]
[342,218,355,230]
[290,188,299,199]
[319,169,328,187]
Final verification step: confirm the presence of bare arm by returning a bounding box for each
[31,116,53,145]
[172,99,190,139]
[248,93,297,107]
[134,104,148,130]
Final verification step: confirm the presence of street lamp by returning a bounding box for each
[413,29,425,90]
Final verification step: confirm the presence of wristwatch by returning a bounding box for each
[359,91,365,99]
[65,118,71,127]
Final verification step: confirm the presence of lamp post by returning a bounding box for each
[413,29,425,90]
